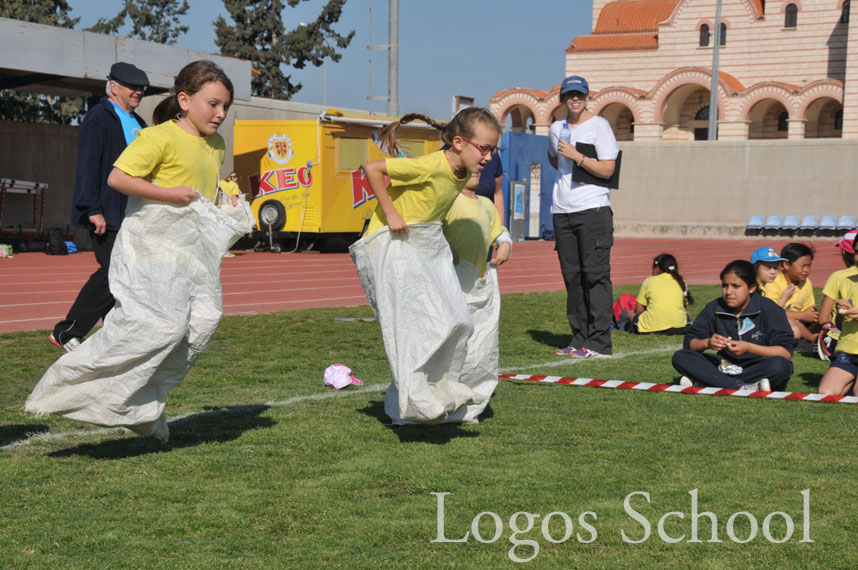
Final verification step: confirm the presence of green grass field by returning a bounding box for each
[2,285,855,569]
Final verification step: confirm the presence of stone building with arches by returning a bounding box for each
[491,0,856,141]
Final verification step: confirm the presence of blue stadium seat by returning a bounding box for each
[746,214,765,230]
[836,215,856,230]
[782,215,800,231]
[799,215,818,231]
[764,215,782,230]
[819,215,837,231]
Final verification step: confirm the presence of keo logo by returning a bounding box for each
[266,133,294,165]
[350,168,378,208]
[249,166,312,198]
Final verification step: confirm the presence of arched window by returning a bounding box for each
[695,106,710,121]
[835,110,844,130]
[843,0,851,24]
[699,24,710,46]
[719,23,727,45]
[777,112,789,131]
[785,4,798,28]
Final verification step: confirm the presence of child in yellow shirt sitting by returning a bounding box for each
[763,242,819,344]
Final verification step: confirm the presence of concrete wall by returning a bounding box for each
[612,138,858,237]
[0,120,82,241]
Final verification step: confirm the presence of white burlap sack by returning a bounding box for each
[25,195,253,442]
[349,223,481,424]
[442,261,500,424]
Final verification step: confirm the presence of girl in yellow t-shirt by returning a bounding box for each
[626,253,693,335]
[352,108,502,425]
[26,61,246,443]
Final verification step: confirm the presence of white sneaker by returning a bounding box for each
[49,334,82,352]
[742,378,771,392]
[678,376,693,387]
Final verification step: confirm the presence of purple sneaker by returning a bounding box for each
[555,345,578,356]
[569,347,611,358]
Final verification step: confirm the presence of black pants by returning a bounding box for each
[553,207,614,354]
[671,349,793,390]
[52,229,117,343]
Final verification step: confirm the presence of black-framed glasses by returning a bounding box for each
[461,137,499,156]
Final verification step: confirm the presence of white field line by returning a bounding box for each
[4,347,678,450]
[1,384,387,451]
[499,345,679,374]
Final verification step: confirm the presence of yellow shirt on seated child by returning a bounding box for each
[764,272,815,312]
[822,266,858,353]
[636,272,688,333]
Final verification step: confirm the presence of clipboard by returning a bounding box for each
[571,143,622,189]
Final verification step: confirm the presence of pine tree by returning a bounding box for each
[214,0,354,100]
[0,0,83,124]
[88,0,190,45]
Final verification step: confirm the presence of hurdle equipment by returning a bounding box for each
[499,374,858,404]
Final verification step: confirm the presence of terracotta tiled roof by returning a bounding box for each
[717,70,745,92]
[568,32,659,52]
[594,0,681,33]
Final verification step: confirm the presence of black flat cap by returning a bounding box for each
[108,62,150,87]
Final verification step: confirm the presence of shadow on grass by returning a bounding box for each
[527,329,570,350]
[0,423,50,448]
[798,371,823,389]
[358,400,479,444]
[47,404,274,459]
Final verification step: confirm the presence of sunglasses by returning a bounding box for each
[112,79,147,93]
[461,137,499,156]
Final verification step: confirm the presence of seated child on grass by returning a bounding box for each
[672,259,794,391]
[751,246,787,300]
[815,230,858,362]
[622,253,692,335]
[763,242,819,344]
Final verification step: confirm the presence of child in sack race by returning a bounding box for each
[26,61,253,442]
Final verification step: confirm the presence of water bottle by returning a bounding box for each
[560,122,571,144]
[559,122,571,167]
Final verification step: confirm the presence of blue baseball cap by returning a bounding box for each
[560,75,589,96]
[750,246,787,264]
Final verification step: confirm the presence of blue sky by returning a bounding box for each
[70,0,594,119]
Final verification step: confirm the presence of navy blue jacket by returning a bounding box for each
[683,293,794,365]
[71,97,146,230]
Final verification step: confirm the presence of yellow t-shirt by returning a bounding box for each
[763,272,815,312]
[635,273,688,333]
[364,150,468,235]
[114,121,225,203]
[443,193,506,277]
[821,266,858,354]
[218,179,240,197]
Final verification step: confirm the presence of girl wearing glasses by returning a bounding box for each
[351,107,502,425]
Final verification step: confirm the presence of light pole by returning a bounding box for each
[708,0,723,140]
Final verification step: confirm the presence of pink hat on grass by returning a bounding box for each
[323,364,364,390]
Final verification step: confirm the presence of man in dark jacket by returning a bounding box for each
[50,62,149,351]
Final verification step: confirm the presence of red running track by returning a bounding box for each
[0,238,846,334]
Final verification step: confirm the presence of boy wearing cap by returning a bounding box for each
[549,75,620,358]
[50,62,149,352]
[751,246,788,304]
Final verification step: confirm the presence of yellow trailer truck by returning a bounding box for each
[233,110,441,252]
